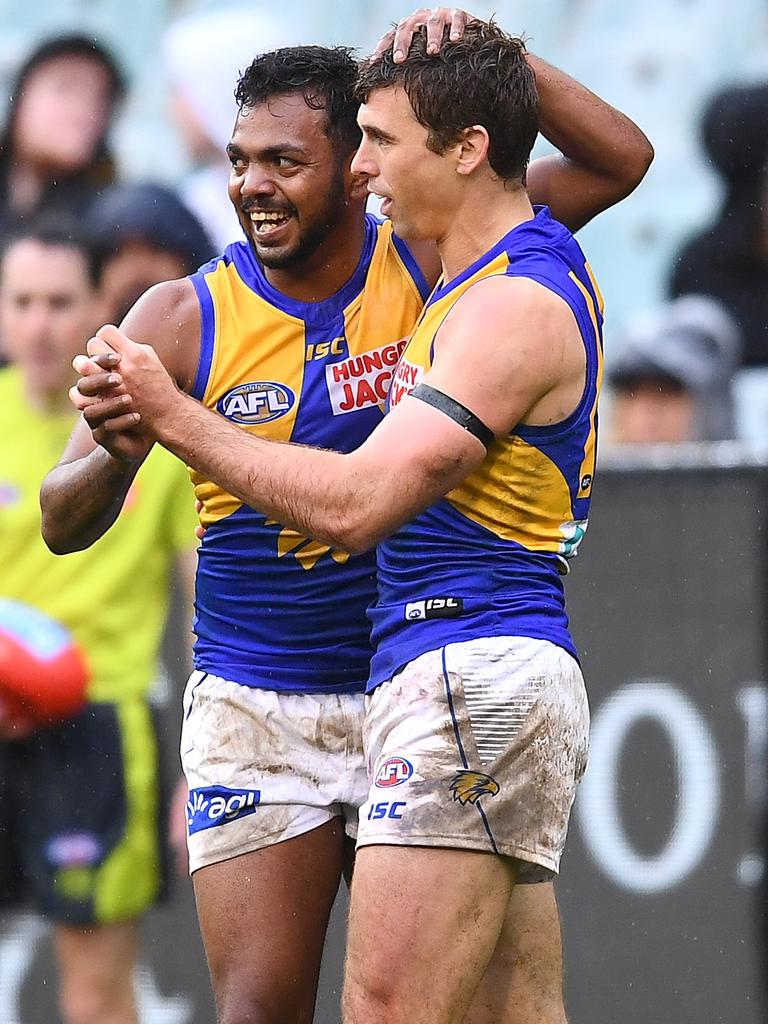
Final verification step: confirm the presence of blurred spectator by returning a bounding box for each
[670,83,768,368]
[86,182,215,323]
[0,35,125,236]
[0,218,197,1024]
[607,295,741,444]
[163,5,303,250]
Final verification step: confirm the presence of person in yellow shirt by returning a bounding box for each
[0,220,197,1024]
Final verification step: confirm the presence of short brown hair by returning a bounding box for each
[356,20,538,184]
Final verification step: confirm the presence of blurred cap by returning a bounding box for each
[611,295,741,392]
[86,182,215,272]
[610,295,742,441]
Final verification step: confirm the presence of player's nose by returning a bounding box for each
[351,139,378,179]
[240,164,277,199]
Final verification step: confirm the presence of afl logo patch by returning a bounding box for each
[217,381,295,425]
[375,757,413,788]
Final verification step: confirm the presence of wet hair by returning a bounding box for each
[356,20,538,184]
[0,216,100,288]
[235,45,361,153]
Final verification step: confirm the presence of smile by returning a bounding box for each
[248,210,293,239]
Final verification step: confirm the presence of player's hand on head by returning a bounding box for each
[374,8,473,63]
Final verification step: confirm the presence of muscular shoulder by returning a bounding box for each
[118,278,201,392]
[429,275,583,435]
[444,275,577,357]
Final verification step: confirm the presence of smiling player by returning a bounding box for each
[45,14,652,1023]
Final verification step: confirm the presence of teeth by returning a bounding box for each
[250,211,290,223]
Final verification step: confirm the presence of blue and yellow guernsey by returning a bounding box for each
[189,213,429,693]
[368,207,604,689]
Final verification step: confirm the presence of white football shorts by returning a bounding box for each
[356,636,590,881]
[181,671,368,873]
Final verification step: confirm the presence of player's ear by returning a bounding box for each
[455,125,490,177]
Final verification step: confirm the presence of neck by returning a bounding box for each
[8,159,48,214]
[262,203,367,304]
[436,182,534,282]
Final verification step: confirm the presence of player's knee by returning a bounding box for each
[217,1001,312,1024]
[216,980,315,1024]
[342,972,406,1024]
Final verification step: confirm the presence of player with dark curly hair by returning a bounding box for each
[51,11,651,1022]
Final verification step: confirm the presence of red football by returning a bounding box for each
[0,600,89,728]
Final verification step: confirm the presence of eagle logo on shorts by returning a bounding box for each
[449,770,500,806]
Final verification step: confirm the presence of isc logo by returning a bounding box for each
[367,800,406,821]
[375,757,413,788]
[404,597,464,622]
[216,382,295,425]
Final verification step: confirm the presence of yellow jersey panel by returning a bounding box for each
[187,214,429,692]
[369,207,604,688]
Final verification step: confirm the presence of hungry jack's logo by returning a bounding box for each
[325,340,407,415]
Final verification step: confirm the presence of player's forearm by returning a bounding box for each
[40,447,139,554]
[153,392,377,553]
[529,53,654,203]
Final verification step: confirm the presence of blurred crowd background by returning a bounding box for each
[2,0,768,448]
[1,3,767,1023]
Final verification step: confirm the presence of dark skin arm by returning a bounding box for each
[378,9,654,281]
[39,279,199,554]
[524,52,654,233]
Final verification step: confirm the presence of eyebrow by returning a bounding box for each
[226,141,310,160]
[360,123,397,144]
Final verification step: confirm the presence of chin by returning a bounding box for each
[255,245,302,269]
[390,217,428,241]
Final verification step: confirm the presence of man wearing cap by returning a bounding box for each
[609,295,740,445]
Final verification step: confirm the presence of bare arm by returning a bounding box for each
[40,279,200,554]
[73,278,575,554]
[525,53,654,232]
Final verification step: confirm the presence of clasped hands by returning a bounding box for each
[70,324,181,462]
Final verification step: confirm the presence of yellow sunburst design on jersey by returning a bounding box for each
[449,770,500,806]
[265,520,350,571]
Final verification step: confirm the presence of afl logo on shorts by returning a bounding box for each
[216,381,295,425]
[375,757,413,788]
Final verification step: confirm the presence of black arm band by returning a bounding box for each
[410,383,495,449]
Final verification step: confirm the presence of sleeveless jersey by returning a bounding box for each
[368,206,604,689]
[189,213,429,693]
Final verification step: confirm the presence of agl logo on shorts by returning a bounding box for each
[375,757,413,788]
[186,786,261,834]
[216,382,295,424]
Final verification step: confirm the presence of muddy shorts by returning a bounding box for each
[181,671,368,873]
[356,637,590,881]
